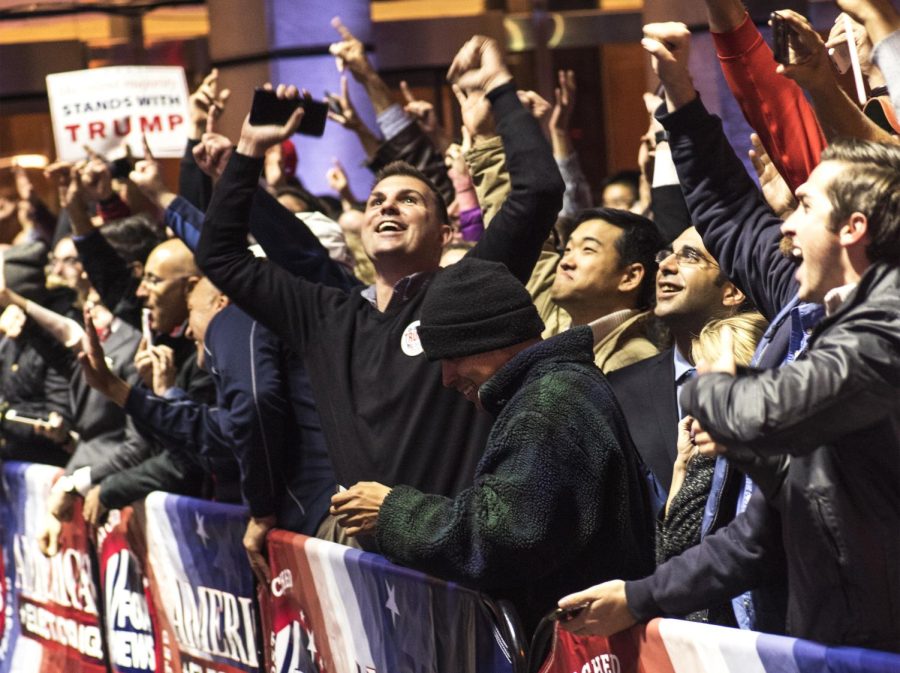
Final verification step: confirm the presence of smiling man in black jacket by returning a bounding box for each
[196,36,563,531]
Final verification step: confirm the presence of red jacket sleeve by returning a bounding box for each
[713,13,826,191]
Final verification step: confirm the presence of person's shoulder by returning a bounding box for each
[606,347,672,385]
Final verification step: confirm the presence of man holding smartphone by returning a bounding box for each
[196,36,564,541]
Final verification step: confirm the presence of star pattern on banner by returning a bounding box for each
[195,512,209,547]
[385,580,400,627]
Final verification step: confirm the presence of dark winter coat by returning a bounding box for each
[377,327,655,635]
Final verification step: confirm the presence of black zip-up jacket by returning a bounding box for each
[197,82,563,497]
[631,262,900,652]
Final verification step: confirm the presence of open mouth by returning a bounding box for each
[376,220,406,233]
[657,280,682,297]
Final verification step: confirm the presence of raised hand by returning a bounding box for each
[641,22,696,110]
[772,11,832,91]
[447,35,513,95]
[77,150,114,203]
[452,84,496,143]
[192,131,234,180]
[237,84,305,159]
[748,133,797,218]
[327,74,364,131]
[129,135,176,208]
[80,305,131,405]
[549,69,577,132]
[189,69,231,140]
[517,90,552,122]
[329,17,373,82]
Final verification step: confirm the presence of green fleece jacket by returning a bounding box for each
[377,326,655,634]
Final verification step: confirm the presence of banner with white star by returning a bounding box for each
[143,492,260,673]
[262,532,515,673]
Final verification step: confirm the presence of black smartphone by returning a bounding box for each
[249,89,329,137]
[771,12,795,66]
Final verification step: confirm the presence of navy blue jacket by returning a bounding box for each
[124,305,334,534]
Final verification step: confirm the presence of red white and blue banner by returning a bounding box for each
[0,461,105,673]
[263,531,514,673]
[3,461,900,673]
[143,492,260,673]
[539,619,900,673]
[96,506,160,673]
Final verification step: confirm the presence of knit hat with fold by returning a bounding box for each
[418,257,544,360]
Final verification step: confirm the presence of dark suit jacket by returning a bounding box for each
[607,347,678,491]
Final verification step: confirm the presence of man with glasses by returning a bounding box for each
[607,226,746,490]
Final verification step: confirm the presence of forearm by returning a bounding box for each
[712,13,825,191]
[361,71,396,115]
[465,135,508,227]
[556,151,592,218]
[806,76,897,143]
[704,0,747,33]
[873,30,900,119]
[99,448,202,509]
[468,83,565,283]
[627,490,784,620]
[179,139,213,211]
[660,97,797,319]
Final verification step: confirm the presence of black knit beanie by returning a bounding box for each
[3,240,49,304]
[418,257,544,361]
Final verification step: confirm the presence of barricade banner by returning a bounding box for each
[263,531,514,673]
[45,66,190,161]
[538,618,900,673]
[0,461,104,673]
[96,506,161,673]
[143,492,259,673]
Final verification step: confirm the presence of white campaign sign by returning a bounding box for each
[46,66,190,161]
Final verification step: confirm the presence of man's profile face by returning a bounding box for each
[135,246,190,335]
[361,175,450,268]
[654,227,728,328]
[551,219,626,307]
[781,161,845,303]
[185,278,224,369]
[441,349,510,407]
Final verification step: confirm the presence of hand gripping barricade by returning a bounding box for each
[3,461,900,673]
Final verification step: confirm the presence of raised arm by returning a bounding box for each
[705,1,825,190]
[196,89,349,350]
[452,36,564,282]
[644,23,798,319]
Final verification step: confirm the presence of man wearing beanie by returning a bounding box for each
[331,257,655,635]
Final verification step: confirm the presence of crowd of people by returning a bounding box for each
[0,0,898,654]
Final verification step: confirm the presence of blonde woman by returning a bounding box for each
[656,312,767,622]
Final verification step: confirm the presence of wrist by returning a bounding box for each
[236,138,267,158]
[484,72,514,95]
[106,377,132,407]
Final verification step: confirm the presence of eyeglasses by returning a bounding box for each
[654,247,719,268]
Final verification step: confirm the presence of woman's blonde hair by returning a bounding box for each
[692,312,768,368]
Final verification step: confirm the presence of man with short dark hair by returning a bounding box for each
[196,37,564,519]
[548,208,664,372]
[331,257,654,634]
